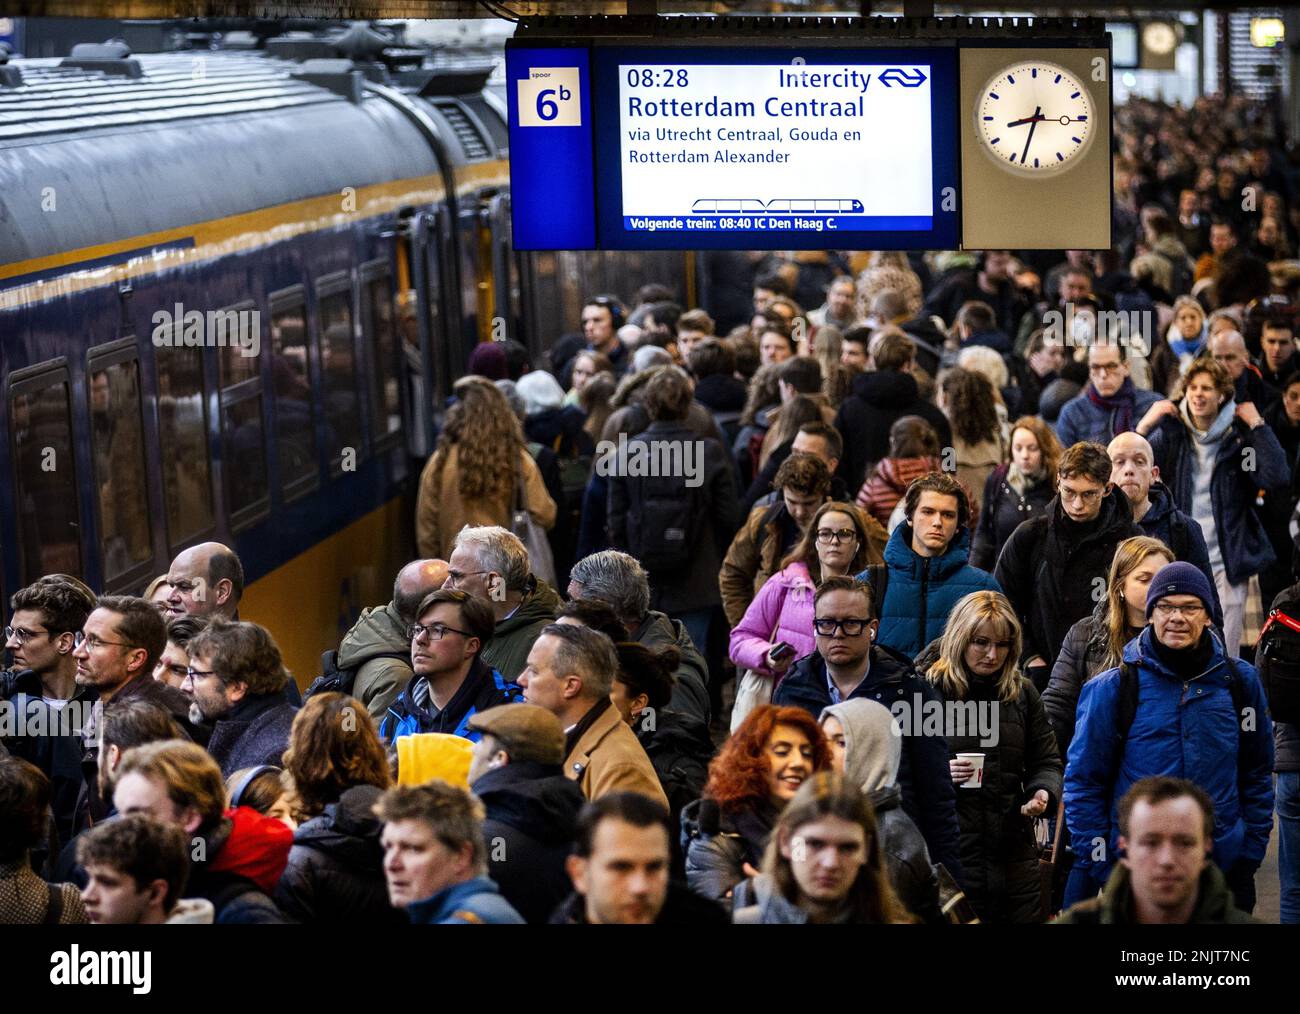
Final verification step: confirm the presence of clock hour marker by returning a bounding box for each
[1078,115,1087,120]
[1054,74,1061,82]
[1057,152,1064,161]
[1007,74,1015,83]
[1072,136,1081,143]
[1070,91,1080,98]
[1009,152,1016,162]
[990,137,1000,144]
[1032,68,1037,78]
[984,116,993,120]
[1034,158,1039,167]
[990,92,999,99]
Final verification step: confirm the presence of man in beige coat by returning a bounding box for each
[517,624,668,810]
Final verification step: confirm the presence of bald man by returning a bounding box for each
[339,559,449,722]
[165,542,244,622]
[1108,431,1221,621]
[1210,329,1279,411]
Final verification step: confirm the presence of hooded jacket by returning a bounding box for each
[1146,404,1289,586]
[773,647,963,882]
[407,876,525,924]
[338,602,415,722]
[971,464,1054,572]
[379,656,521,744]
[274,784,404,925]
[994,489,1141,670]
[632,610,712,726]
[1064,627,1275,887]
[481,578,562,683]
[867,523,1001,659]
[833,369,952,491]
[820,698,942,922]
[924,668,1061,923]
[476,760,586,924]
[1134,481,1221,618]
[205,692,298,778]
[1055,860,1260,925]
[729,561,818,681]
[189,806,293,924]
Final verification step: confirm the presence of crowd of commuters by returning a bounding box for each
[2,93,1299,927]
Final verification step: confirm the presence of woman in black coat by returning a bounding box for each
[970,417,1059,572]
[921,591,1062,924]
[273,694,401,924]
[1041,536,1173,752]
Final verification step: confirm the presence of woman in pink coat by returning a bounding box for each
[729,502,876,727]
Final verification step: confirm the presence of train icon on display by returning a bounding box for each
[690,197,865,214]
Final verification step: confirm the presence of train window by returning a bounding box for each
[88,357,152,582]
[155,342,214,547]
[222,396,268,521]
[9,368,81,582]
[317,286,364,465]
[269,297,317,493]
[363,273,402,442]
[216,308,260,388]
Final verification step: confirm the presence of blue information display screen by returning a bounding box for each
[507,43,958,250]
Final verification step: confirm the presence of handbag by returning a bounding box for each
[729,608,782,732]
[511,458,557,588]
[1035,798,1065,921]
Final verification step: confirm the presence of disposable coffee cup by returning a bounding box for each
[956,752,985,789]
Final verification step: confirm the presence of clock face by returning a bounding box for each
[975,62,1095,177]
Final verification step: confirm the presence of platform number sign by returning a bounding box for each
[518,67,582,127]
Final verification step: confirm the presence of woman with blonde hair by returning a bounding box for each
[920,590,1061,923]
[415,375,556,558]
[1149,295,1207,396]
[1041,535,1172,751]
[970,416,1061,571]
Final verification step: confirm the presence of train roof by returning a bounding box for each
[0,44,506,279]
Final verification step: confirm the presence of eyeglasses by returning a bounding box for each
[970,636,1013,653]
[815,528,857,545]
[1058,485,1104,504]
[73,632,133,651]
[184,667,218,682]
[409,622,474,643]
[1152,602,1206,620]
[1089,361,1124,375]
[5,625,49,644]
[814,617,872,637]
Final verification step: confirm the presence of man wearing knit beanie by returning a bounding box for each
[1063,559,1275,916]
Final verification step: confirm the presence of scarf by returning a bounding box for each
[1179,396,1235,446]
[1006,462,1046,498]
[1086,376,1138,436]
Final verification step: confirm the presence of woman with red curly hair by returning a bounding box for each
[680,704,831,902]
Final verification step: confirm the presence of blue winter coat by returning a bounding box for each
[862,523,1001,659]
[1055,385,1161,448]
[1064,627,1275,886]
[773,646,964,884]
[1146,414,1289,586]
[379,658,520,744]
[407,876,525,924]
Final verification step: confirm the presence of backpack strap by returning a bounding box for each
[1116,654,1250,744]
[43,883,64,925]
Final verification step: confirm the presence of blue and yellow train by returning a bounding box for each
[0,33,692,684]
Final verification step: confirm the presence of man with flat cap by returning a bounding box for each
[466,704,587,924]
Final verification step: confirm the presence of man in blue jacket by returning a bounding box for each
[773,576,963,884]
[377,781,525,924]
[860,473,1000,659]
[1055,340,1160,448]
[1063,562,1274,912]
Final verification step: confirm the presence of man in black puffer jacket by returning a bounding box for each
[995,443,1140,690]
[466,705,586,924]
[274,784,405,925]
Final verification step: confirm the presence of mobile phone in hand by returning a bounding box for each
[770,641,795,662]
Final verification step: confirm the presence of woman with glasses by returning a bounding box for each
[728,501,876,729]
[919,591,1062,923]
[1136,356,1290,656]
[1042,536,1173,752]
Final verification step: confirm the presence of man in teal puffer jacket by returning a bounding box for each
[858,473,1001,659]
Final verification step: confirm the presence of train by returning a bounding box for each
[0,25,695,684]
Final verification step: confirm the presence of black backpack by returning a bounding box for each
[1256,607,1300,725]
[625,457,703,577]
[303,649,408,702]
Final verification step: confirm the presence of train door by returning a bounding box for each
[399,206,455,460]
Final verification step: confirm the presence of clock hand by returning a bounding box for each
[1020,105,1041,164]
[1007,112,1046,128]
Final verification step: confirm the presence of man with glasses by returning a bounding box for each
[2,578,95,844]
[996,442,1141,690]
[182,620,298,777]
[774,576,963,882]
[378,589,519,744]
[1064,562,1274,912]
[1055,340,1160,449]
[863,473,1000,658]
